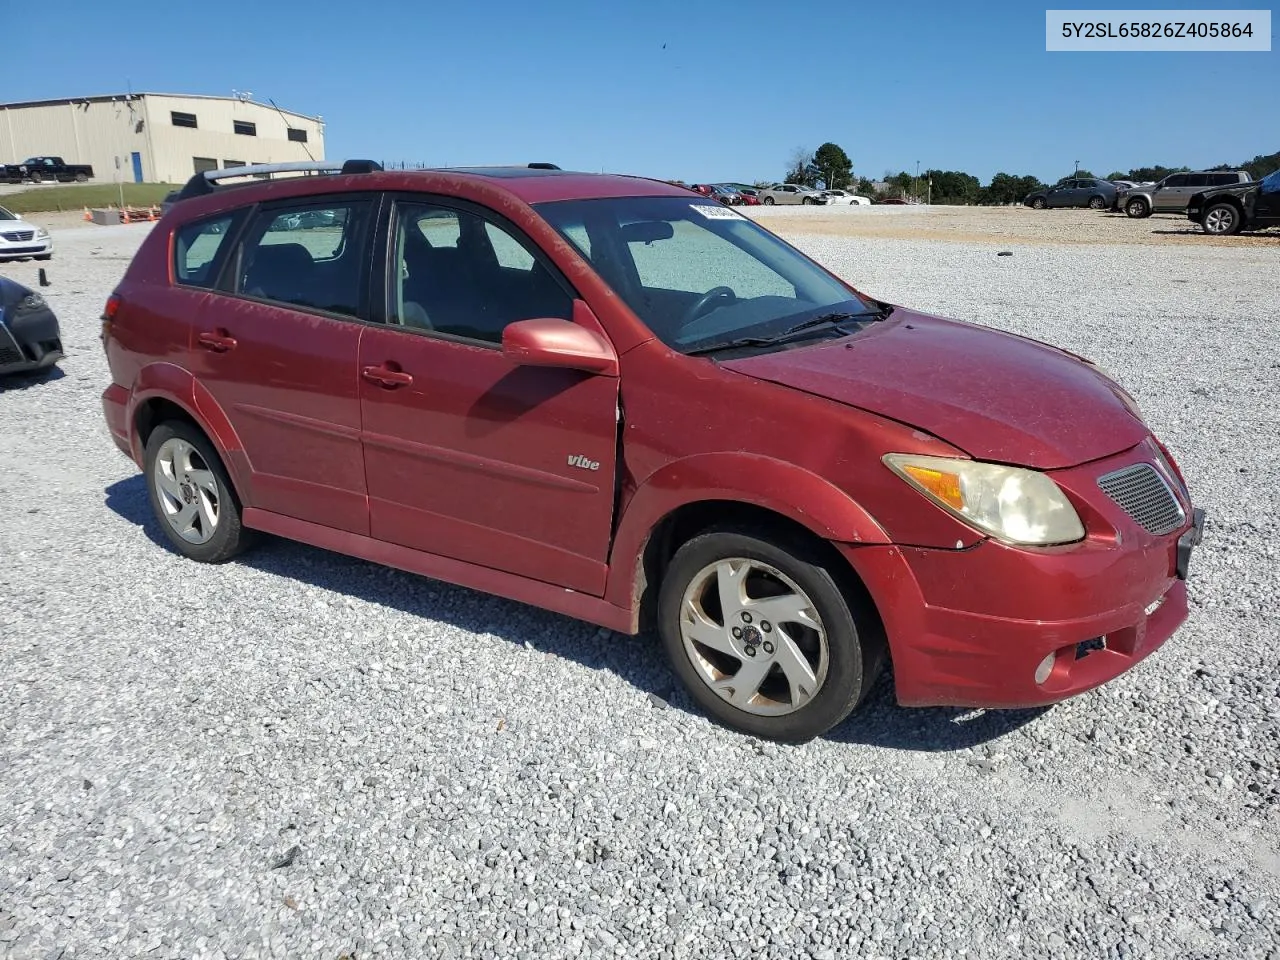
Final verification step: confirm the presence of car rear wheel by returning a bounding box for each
[1088,195,1107,210]
[1031,197,1046,209]
[1125,198,1150,218]
[74,172,89,183]
[658,527,883,742]
[145,421,252,563]
[1202,202,1242,236]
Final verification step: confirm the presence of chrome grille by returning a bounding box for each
[1,230,35,242]
[1097,463,1185,535]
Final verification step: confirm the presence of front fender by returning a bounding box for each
[603,452,890,615]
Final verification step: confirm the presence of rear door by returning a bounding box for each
[188,194,378,534]
[357,196,621,595]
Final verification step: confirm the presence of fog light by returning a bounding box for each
[1034,651,1057,685]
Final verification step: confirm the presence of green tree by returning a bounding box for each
[1125,165,1187,182]
[855,176,878,197]
[1239,151,1280,180]
[983,172,1044,204]
[812,142,854,190]
[927,169,981,204]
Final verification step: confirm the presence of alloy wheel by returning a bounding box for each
[1204,206,1237,234]
[153,436,221,544]
[678,558,829,716]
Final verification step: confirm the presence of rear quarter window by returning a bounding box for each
[174,213,240,287]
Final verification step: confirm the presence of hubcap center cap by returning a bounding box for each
[740,624,762,648]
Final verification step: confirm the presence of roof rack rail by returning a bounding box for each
[175,158,384,201]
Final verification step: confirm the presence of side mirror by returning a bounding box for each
[502,316,618,376]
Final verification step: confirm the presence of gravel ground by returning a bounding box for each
[1,216,1278,960]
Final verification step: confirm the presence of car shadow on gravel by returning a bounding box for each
[0,365,64,391]
[105,474,1047,752]
[829,672,1049,751]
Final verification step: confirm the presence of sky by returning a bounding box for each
[6,0,1276,185]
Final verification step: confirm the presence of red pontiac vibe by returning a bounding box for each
[100,160,1205,742]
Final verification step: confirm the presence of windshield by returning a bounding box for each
[535,195,879,354]
[0,206,17,221]
[1261,169,1280,193]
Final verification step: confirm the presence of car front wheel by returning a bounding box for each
[145,421,253,563]
[1031,197,1046,209]
[1202,202,1242,236]
[1125,198,1150,218]
[658,527,883,742]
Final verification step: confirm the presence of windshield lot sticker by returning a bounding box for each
[689,204,742,220]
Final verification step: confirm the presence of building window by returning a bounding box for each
[287,128,308,144]
[193,157,218,174]
[234,120,257,136]
[171,111,198,129]
[222,160,245,168]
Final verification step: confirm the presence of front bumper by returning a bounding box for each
[0,238,53,260]
[0,309,63,374]
[841,442,1204,709]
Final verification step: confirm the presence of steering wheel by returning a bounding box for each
[683,286,737,326]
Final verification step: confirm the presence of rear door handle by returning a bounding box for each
[197,330,238,352]
[362,365,414,388]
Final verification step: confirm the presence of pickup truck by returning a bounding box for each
[1187,168,1280,235]
[2,156,95,184]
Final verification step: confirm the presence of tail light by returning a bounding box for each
[101,293,121,349]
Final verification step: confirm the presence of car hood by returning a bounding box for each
[721,309,1148,470]
[0,216,38,232]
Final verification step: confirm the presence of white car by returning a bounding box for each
[821,189,873,206]
[0,206,53,261]
[758,183,828,205]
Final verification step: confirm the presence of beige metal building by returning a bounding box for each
[0,93,325,185]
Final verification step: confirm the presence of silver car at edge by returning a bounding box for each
[758,183,829,205]
[1119,170,1252,219]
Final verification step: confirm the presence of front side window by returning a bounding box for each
[235,199,373,317]
[536,196,880,355]
[1163,175,1188,188]
[175,213,240,288]
[389,201,572,343]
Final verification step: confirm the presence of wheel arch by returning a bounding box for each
[605,455,891,633]
[127,363,250,500]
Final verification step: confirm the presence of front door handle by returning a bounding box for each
[362,365,414,388]
[197,330,238,352]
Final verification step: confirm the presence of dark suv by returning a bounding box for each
[100,159,1204,742]
[1187,168,1280,235]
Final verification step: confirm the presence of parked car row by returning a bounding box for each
[2,156,94,184]
[756,183,875,206]
[1024,170,1274,235]
[1022,168,1278,236]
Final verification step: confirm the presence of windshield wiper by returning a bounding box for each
[683,306,890,357]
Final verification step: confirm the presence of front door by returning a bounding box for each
[1152,174,1188,211]
[187,195,378,535]
[358,198,621,595]
[131,152,144,183]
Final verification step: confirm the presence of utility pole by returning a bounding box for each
[914,160,920,201]
[1074,159,1080,176]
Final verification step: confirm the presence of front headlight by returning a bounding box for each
[883,454,1085,546]
[36,228,49,239]
[18,292,47,310]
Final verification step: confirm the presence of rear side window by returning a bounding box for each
[174,214,239,288]
[1209,173,1239,186]
[1185,174,1209,188]
[234,200,374,317]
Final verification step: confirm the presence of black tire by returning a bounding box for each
[144,420,253,563]
[34,254,51,261]
[762,196,774,205]
[74,172,89,183]
[29,172,43,184]
[802,196,814,206]
[1201,202,1242,236]
[1125,197,1150,218]
[657,526,884,743]
[1088,195,1106,210]
[1031,197,1046,209]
